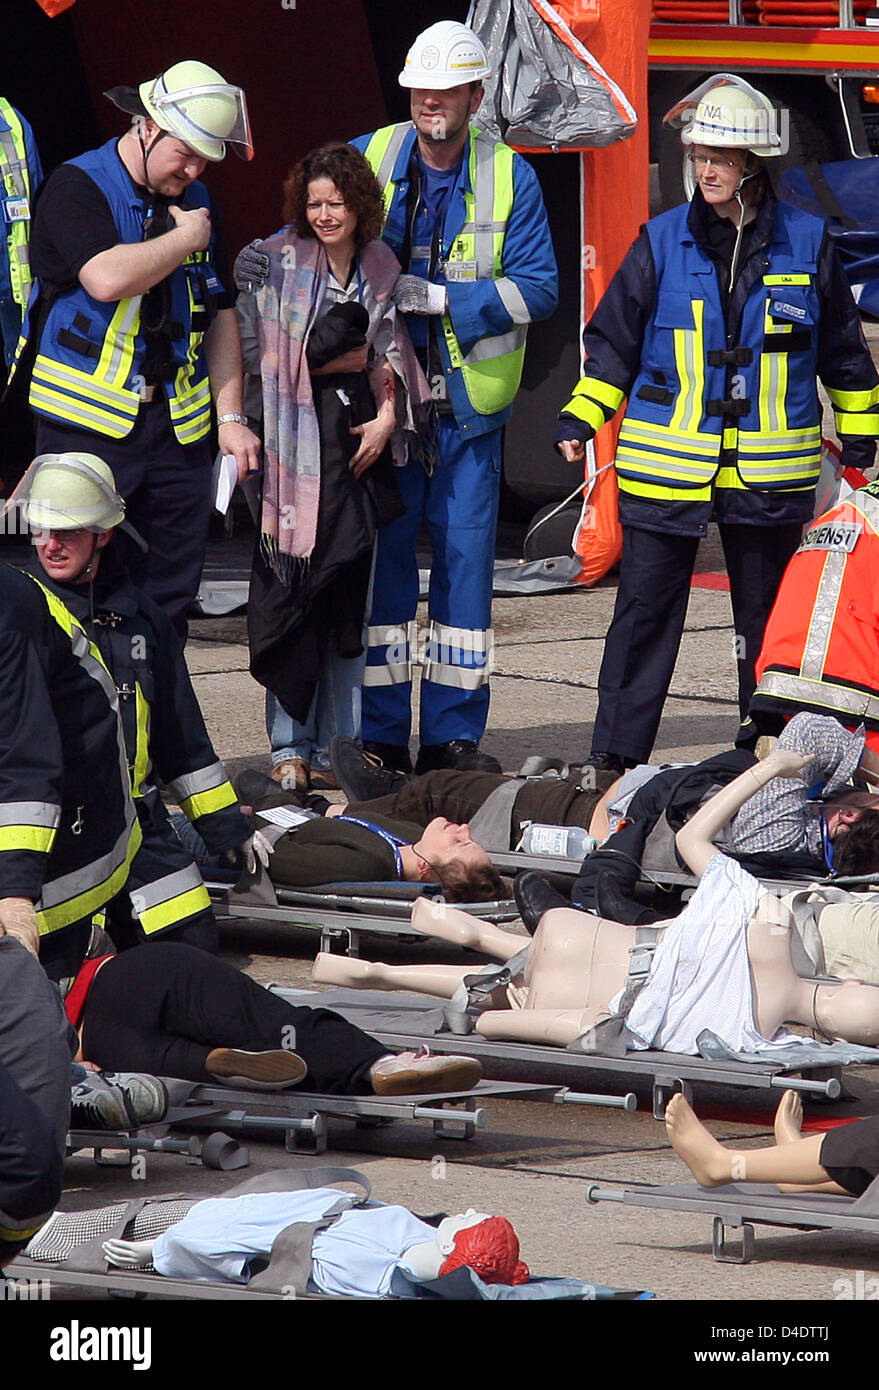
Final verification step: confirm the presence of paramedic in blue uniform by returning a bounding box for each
[352,21,558,776]
[21,61,260,640]
[555,76,879,775]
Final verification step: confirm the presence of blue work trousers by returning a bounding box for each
[363,419,501,748]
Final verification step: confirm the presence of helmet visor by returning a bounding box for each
[146,80,254,160]
[663,72,782,153]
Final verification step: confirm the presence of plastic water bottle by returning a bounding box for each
[518,823,596,858]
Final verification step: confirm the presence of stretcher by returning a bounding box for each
[585,1175,879,1264]
[67,1121,249,1172]
[162,1076,635,1154]
[270,986,856,1117]
[206,868,520,957]
[4,1167,645,1301]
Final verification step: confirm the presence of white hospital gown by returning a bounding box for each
[613,854,805,1055]
[153,1190,436,1297]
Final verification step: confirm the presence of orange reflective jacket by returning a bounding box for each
[753,485,879,752]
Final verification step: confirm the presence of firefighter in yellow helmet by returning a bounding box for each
[20,61,259,641]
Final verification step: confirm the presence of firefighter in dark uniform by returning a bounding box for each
[20,453,261,954]
[555,75,879,773]
[0,564,141,981]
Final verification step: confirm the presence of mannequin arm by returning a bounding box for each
[676,749,811,878]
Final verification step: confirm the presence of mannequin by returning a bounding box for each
[665,1089,879,1198]
[314,749,879,1051]
[98,1199,528,1292]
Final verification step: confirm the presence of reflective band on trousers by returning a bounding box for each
[423,622,493,690]
[363,620,417,687]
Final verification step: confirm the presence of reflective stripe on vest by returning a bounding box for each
[0,99,34,313]
[757,490,879,726]
[130,862,211,936]
[363,124,526,417]
[26,577,142,935]
[131,682,151,798]
[615,203,825,502]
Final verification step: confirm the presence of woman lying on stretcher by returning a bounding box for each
[315,749,879,1054]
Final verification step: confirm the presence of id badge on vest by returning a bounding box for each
[3,196,29,223]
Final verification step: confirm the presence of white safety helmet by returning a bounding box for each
[398,21,491,90]
[20,454,126,533]
[106,60,253,162]
[664,73,783,158]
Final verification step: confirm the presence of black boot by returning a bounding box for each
[595,872,662,926]
[363,740,413,774]
[330,736,408,803]
[415,740,502,775]
[513,871,572,936]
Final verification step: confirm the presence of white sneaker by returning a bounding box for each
[370,1046,481,1096]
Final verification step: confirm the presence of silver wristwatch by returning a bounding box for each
[217,412,248,427]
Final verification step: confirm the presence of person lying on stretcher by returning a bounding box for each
[313,751,879,1056]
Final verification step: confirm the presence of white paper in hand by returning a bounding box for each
[212,452,239,515]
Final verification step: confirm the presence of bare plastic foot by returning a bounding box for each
[664,1093,733,1187]
[773,1089,804,1146]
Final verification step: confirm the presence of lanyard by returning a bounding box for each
[335,816,406,877]
[820,812,835,872]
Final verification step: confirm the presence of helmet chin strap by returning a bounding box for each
[137,124,169,194]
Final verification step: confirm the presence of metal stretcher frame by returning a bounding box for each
[270,987,851,1117]
[585,1179,879,1264]
[205,876,520,956]
[161,1078,635,1153]
[1,1259,308,1300]
[489,848,825,898]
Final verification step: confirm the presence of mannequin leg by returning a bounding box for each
[410,898,526,960]
[665,1093,847,1192]
[313,952,471,998]
[475,1007,594,1046]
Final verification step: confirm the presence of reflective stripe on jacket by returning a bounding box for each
[753,485,879,738]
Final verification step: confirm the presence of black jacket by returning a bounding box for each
[26,547,249,855]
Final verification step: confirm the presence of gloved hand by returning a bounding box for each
[0,897,40,957]
[240,830,274,874]
[234,240,270,294]
[391,275,448,316]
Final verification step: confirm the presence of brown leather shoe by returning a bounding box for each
[205,1048,307,1091]
[270,757,310,791]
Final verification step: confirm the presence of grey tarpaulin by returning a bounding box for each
[467,0,637,151]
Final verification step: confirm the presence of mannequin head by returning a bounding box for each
[438,1213,529,1285]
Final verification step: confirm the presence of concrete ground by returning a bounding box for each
[25,326,879,1349]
